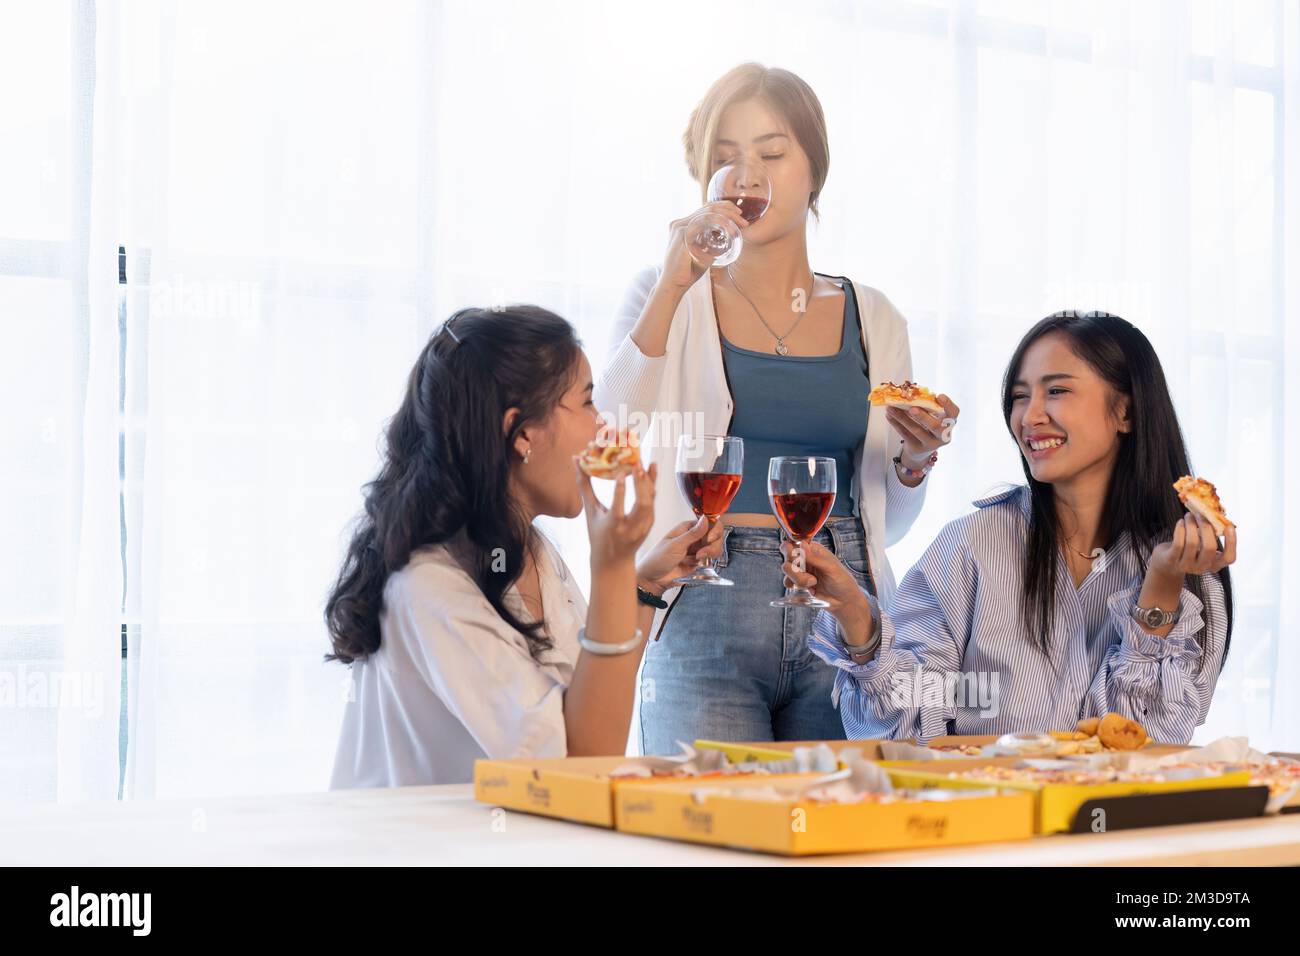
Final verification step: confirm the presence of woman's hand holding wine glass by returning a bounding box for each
[635,517,724,595]
[673,434,744,587]
[658,156,773,294]
[636,157,772,360]
[768,455,835,608]
[683,157,772,270]
[660,201,751,293]
[778,538,878,648]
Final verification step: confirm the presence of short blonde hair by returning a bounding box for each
[683,63,830,218]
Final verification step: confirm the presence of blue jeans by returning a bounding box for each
[638,516,874,755]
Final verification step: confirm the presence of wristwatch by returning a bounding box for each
[1131,603,1179,629]
[637,585,668,609]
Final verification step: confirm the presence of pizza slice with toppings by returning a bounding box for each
[1173,476,1233,535]
[577,428,641,479]
[868,380,944,416]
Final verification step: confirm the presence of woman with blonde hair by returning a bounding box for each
[595,64,958,752]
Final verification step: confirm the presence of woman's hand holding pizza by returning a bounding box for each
[885,395,961,466]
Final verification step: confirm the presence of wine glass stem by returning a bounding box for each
[791,540,806,573]
[698,516,720,569]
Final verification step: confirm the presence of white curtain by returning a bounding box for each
[2,0,1295,802]
[0,0,122,801]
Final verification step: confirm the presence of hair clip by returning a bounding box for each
[1051,309,1119,320]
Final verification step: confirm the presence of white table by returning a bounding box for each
[4,785,1299,866]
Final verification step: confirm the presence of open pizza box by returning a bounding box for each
[474,743,845,827]
[898,736,1300,813]
[614,771,1034,856]
[883,754,1263,834]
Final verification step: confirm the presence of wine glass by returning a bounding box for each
[768,456,836,608]
[683,157,772,268]
[672,434,744,586]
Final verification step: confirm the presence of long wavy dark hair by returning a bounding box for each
[1001,311,1233,670]
[325,306,583,665]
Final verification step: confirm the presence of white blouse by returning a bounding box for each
[594,265,926,611]
[330,531,587,788]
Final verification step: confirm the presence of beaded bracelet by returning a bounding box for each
[894,449,939,480]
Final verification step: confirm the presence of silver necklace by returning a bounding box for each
[725,266,812,356]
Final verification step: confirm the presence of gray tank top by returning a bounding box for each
[720,276,871,516]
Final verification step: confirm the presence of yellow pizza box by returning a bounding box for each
[884,758,1253,834]
[692,739,895,764]
[614,773,1035,856]
[473,756,811,828]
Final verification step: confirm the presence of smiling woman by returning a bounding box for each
[1003,312,1236,655]
[788,311,1236,744]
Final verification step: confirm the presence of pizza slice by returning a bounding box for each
[868,380,945,416]
[577,428,641,480]
[1173,476,1234,536]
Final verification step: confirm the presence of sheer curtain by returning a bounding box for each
[2,0,1295,803]
[106,0,444,798]
[0,0,122,801]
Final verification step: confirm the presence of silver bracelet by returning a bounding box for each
[840,592,882,662]
[843,630,881,663]
[577,627,645,656]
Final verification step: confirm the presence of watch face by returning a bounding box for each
[1140,607,1164,626]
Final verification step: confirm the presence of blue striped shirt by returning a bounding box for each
[808,485,1228,744]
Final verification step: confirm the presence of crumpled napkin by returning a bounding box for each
[880,740,981,761]
[606,742,734,778]
[685,747,997,805]
[607,741,842,779]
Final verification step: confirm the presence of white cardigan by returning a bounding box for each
[593,265,927,613]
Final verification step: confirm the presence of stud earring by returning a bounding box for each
[523,447,531,465]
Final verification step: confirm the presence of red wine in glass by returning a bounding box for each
[684,158,772,268]
[723,194,769,223]
[678,472,743,519]
[768,456,837,608]
[673,435,744,587]
[771,491,834,539]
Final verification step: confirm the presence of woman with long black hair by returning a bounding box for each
[779,311,1236,743]
[326,306,721,787]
